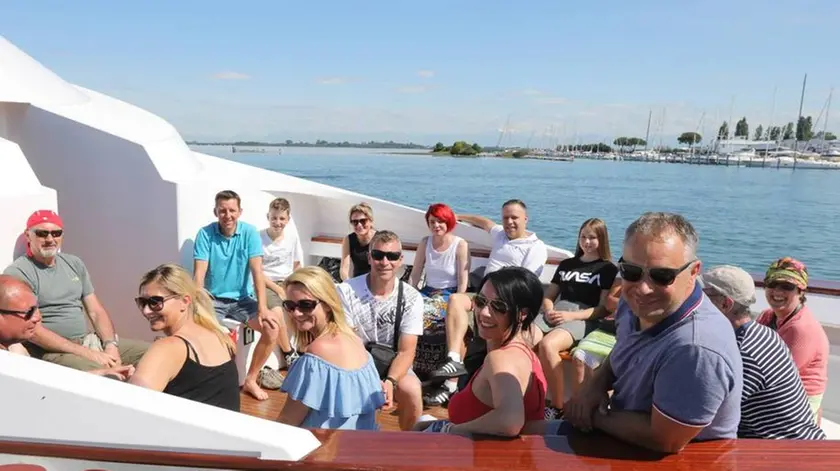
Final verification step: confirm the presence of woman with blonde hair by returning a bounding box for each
[340,202,376,281]
[129,264,239,411]
[278,266,385,430]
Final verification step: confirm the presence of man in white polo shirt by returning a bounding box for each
[427,199,547,393]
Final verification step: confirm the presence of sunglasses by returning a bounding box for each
[34,229,63,238]
[0,305,38,321]
[472,294,509,314]
[134,294,179,312]
[350,218,369,226]
[371,249,401,261]
[767,281,797,292]
[282,299,319,313]
[618,258,697,286]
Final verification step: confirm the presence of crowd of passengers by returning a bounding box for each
[0,190,831,453]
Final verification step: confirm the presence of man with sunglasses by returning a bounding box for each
[565,212,742,453]
[701,265,825,440]
[0,275,42,350]
[336,230,424,431]
[3,210,149,372]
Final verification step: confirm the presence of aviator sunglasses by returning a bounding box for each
[350,218,369,226]
[472,294,509,314]
[618,258,697,286]
[282,299,319,314]
[134,294,179,312]
[370,249,401,261]
[0,305,38,321]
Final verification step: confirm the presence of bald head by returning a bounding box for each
[0,275,32,306]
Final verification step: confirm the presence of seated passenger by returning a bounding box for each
[129,264,239,411]
[260,197,304,367]
[755,257,828,423]
[278,267,385,430]
[3,210,149,372]
[431,199,547,381]
[337,231,425,431]
[564,213,742,453]
[409,203,470,296]
[0,275,132,380]
[701,265,824,439]
[340,203,376,281]
[417,267,547,437]
[536,218,619,418]
[193,190,283,400]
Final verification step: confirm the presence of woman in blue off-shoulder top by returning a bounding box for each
[277,266,385,430]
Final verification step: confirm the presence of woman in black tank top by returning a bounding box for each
[340,203,376,280]
[128,264,240,411]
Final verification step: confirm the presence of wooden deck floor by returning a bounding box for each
[240,389,450,431]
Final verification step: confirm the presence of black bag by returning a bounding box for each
[366,282,404,379]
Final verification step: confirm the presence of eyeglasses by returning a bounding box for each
[134,295,179,312]
[472,294,509,314]
[282,299,319,314]
[370,249,400,261]
[33,229,63,238]
[766,281,797,292]
[0,305,38,321]
[350,218,369,226]
[618,258,697,286]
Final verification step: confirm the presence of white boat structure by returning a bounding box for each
[1,35,839,469]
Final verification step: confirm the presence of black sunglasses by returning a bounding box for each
[282,299,319,313]
[473,294,509,314]
[370,249,401,261]
[0,305,38,321]
[767,281,797,292]
[350,218,369,226]
[618,258,697,286]
[34,229,63,238]
[135,295,179,312]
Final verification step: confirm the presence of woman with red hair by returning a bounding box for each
[409,203,470,296]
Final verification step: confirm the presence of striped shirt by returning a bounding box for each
[736,321,825,440]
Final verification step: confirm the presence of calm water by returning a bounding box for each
[198,146,840,281]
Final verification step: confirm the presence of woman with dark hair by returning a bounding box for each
[416,267,547,436]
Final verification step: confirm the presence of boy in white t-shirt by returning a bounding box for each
[259,197,304,371]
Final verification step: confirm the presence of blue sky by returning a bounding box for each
[2,0,839,146]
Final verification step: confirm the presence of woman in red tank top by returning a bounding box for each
[417,267,547,437]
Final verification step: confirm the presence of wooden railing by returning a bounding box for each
[2,429,840,470]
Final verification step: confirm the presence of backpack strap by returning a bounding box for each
[392,282,404,351]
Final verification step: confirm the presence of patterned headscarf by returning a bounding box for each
[764,257,808,290]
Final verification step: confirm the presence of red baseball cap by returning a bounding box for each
[26,210,63,231]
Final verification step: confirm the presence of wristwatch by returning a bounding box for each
[103,335,119,348]
[385,376,398,390]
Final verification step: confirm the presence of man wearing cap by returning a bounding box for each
[702,265,825,440]
[2,210,149,372]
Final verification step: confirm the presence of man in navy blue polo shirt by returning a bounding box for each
[565,212,742,453]
[194,190,283,401]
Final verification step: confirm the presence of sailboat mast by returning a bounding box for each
[793,73,807,168]
[644,109,652,151]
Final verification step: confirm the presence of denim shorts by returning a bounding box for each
[213,297,258,323]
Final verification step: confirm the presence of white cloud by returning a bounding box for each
[316,77,349,85]
[417,70,435,78]
[534,96,568,105]
[210,71,250,80]
[396,85,430,94]
[521,89,543,96]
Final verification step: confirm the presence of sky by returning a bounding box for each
[2,0,839,147]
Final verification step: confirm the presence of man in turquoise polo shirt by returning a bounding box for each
[193,190,283,400]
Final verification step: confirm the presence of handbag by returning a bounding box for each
[366,281,404,379]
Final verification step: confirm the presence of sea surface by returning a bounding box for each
[195,146,840,281]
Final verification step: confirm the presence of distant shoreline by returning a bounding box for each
[188,142,429,150]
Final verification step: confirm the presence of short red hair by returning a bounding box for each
[425,203,456,232]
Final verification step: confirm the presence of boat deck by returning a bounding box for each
[240,389,450,430]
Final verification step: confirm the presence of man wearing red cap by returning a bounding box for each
[2,210,149,372]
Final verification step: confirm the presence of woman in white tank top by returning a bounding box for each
[409,203,471,296]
